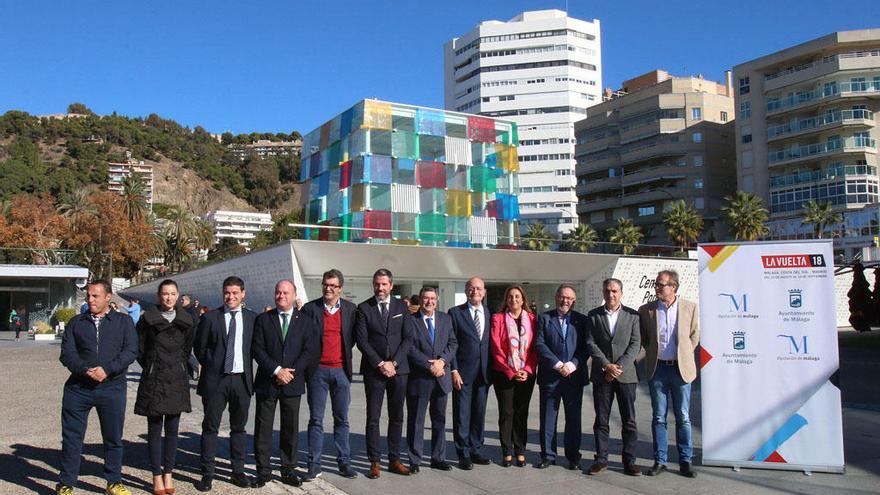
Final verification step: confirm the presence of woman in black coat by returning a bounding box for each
[135,279,195,495]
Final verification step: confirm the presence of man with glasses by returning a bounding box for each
[638,270,700,478]
[300,269,360,480]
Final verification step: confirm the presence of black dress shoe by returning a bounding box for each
[430,460,453,471]
[253,474,269,488]
[680,462,698,478]
[459,458,473,470]
[567,459,580,471]
[281,472,303,487]
[623,462,642,476]
[501,458,512,468]
[194,476,213,492]
[515,457,526,468]
[410,465,420,474]
[470,453,491,465]
[230,472,253,488]
[536,458,554,469]
[646,462,667,476]
[338,464,358,479]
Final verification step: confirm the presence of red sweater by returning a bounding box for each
[319,309,343,368]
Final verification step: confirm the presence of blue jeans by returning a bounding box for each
[60,380,127,486]
[649,363,693,464]
[306,367,351,473]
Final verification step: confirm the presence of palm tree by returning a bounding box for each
[521,222,554,251]
[801,199,842,239]
[664,200,704,252]
[162,205,200,271]
[58,189,98,233]
[564,223,599,253]
[120,174,149,221]
[721,191,769,241]
[608,218,644,255]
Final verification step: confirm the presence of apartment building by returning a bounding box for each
[574,70,736,244]
[733,29,880,257]
[444,9,602,235]
[227,139,303,162]
[204,210,273,246]
[107,153,154,209]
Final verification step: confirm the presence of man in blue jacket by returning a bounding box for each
[57,280,138,495]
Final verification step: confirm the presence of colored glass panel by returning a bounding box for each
[320,120,332,150]
[370,129,392,156]
[416,109,446,137]
[471,166,496,194]
[325,141,342,170]
[495,143,519,173]
[368,184,392,211]
[419,188,446,213]
[367,155,392,184]
[416,161,446,189]
[339,161,352,189]
[394,212,418,241]
[350,183,367,212]
[447,163,469,190]
[468,116,496,143]
[363,210,392,239]
[340,108,353,139]
[392,131,418,159]
[362,100,393,130]
[447,216,469,245]
[349,129,368,157]
[419,134,446,161]
[446,190,472,217]
[393,158,416,183]
[418,213,446,244]
[317,172,330,196]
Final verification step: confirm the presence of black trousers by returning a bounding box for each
[406,384,449,466]
[254,393,301,476]
[363,371,407,462]
[200,374,251,477]
[147,414,181,475]
[592,380,638,464]
[492,371,535,457]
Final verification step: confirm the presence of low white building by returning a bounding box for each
[203,210,273,246]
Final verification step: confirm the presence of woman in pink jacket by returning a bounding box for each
[490,284,538,467]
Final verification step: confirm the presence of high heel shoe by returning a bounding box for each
[501,457,512,468]
[516,456,526,467]
[164,489,175,495]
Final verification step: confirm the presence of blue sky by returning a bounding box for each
[1,0,877,135]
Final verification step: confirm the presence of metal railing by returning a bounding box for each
[768,136,876,164]
[767,109,874,139]
[0,247,79,265]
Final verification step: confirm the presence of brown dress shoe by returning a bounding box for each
[389,459,411,475]
[367,461,381,479]
[623,462,642,476]
[587,462,608,475]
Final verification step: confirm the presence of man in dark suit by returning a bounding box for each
[300,269,359,480]
[585,278,642,477]
[355,268,413,479]
[448,276,492,470]
[535,283,588,470]
[193,276,257,492]
[252,280,316,487]
[406,286,457,473]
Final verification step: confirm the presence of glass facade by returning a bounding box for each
[300,100,521,247]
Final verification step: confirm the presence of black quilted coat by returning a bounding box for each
[134,307,196,416]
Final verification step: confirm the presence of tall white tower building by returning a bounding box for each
[444,9,602,234]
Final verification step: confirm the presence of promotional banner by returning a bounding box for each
[698,240,844,473]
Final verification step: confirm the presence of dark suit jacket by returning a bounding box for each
[301,297,358,380]
[535,309,589,387]
[355,297,412,376]
[448,303,491,385]
[252,308,316,397]
[194,307,257,397]
[407,311,458,395]
[585,305,641,384]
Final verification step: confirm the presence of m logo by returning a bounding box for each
[732,331,746,350]
[719,293,748,312]
[777,334,809,354]
[789,289,803,308]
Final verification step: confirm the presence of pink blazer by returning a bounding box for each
[490,311,538,380]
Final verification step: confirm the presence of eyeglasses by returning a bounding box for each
[655,282,675,288]
[322,283,341,290]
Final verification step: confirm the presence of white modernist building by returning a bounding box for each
[203,210,273,246]
[444,9,603,235]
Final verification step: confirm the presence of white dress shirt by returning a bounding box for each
[224,307,245,373]
[467,304,485,340]
[605,305,621,337]
[273,308,293,376]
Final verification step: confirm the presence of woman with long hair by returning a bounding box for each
[490,284,538,467]
[134,280,196,495]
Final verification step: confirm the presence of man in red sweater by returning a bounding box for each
[300,269,359,480]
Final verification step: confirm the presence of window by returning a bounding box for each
[638,205,656,217]
[609,168,618,177]
[739,101,751,118]
[739,77,750,95]
[720,111,728,122]
[741,125,752,144]
[693,155,704,167]
[742,150,753,169]
[742,174,754,192]
[695,179,704,189]
[695,197,705,209]
[482,97,490,102]
[692,107,702,120]
[692,132,703,143]
[499,95,515,101]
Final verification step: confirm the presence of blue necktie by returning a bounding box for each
[224,311,238,373]
[427,317,435,345]
[560,316,568,358]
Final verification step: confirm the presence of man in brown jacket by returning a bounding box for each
[638,270,699,479]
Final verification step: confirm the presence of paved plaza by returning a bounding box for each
[0,331,877,494]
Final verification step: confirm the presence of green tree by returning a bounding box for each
[521,222,554,251]
[608,218,644,255]
[249,210,304,249]
[119,174,149,221]
[564,223,599,253]
[801,199,842,239]
[664,200,704,252]
[721,191,769,241]
[208,237,247,261]
[66,102,95,115]
[58,189,98,234]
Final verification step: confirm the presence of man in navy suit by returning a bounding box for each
[535,284,589,470]
[300,269,359,480]
[193,276,257,492]
[252,280,316,488]
[406,286,458,473]
[355,268,413,479]
[448,276,492,470]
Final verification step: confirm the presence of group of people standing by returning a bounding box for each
[55,267,699,495]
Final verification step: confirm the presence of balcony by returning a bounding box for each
[576,175,621,196]
[767,109,874,142]
[766,80,880,116]
[768,136,877,167]
[575,153,616,176]
[770,163,878,189]
[619,140,687,164]
[622,164,688,188]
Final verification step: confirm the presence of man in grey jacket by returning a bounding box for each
[585,278,642,476]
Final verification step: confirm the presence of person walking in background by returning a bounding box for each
[128,298,142,325]
[134,280,196,495]
[490,284,538,468]
[57,280,138,495]
[10,306,20,341]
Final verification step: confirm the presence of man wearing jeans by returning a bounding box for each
[300,269,359,480]
[638,270,700,478]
